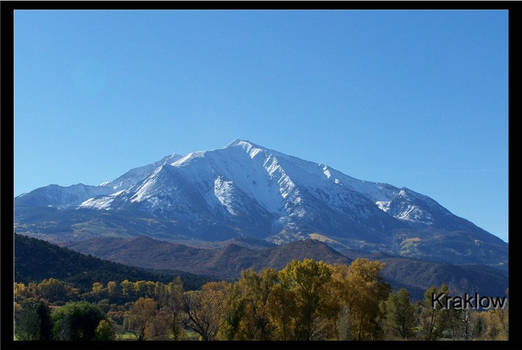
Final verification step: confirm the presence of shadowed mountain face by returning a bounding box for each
[14,234,213,291]
[65,236,507,300]
[15,139,507,266]
[66,236,351,280]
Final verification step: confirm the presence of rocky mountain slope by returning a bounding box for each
[15,139,507,266]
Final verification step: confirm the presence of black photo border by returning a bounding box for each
[1,1,518,349]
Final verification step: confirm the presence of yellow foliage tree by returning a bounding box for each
[128,297,157,340]
[183,281,228,340]
[277,259,338,340]
[144,310,173,340]
[233,268,278,340]
[343,258,390,340]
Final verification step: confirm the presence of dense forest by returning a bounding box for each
[14,257,508,341]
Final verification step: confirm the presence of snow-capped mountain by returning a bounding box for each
[15,183,114,209]
[14,139,507,266]
[15,153,182,210]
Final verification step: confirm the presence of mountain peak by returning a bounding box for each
[15,140,508,266]
[225,138,259,149]
[160,153,182,164]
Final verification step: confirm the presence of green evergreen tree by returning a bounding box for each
[51,301,105,341]
[420,284,451,340]
[15,300,52,341]
[383,288,416,339]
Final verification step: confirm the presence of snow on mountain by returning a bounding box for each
[80,190,125,210]
[15,139,507,265]
[14,139,467,236]
[13,139,496,242]
[106,153,182,191]
[15,183,114,209]
[15,154,183,211]
[213,176,239,215]
[75,139,451,236]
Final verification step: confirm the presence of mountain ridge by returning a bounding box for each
[65,235,508,300]
[15,139,507,266]
[14,234,214,291]
[65,235,352,280]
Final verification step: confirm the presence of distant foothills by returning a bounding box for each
[15,139,507,270]
[15,233,507,301]
[14,234,508,341]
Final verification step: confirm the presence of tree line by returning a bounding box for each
[14,258,508,341]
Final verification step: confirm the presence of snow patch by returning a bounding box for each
[394,204,433,224]
[376,200,391,212]
[214,176,238,215]
[80,190,125,210]
[323,166,332,179]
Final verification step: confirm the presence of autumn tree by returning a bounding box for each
[95,319,115,341]
[266,282,297,340]
[36,278,79,303]
[183,281,228,340]
[231,268,278,340]
[106,281,122,302]
[127,297,158,340]
[329,264,352,340]
[158,277,185,340]
[471,311,487,339]
[14,282,31,301]
[277,259,338,340]
[90,282,106,302]
[343,258,390,340]
[144,310,173,340]
[120,280,136,300]
[484,305,509,340]
[135,281,156,298]
[333,305,352,340]
[220,282,247,340]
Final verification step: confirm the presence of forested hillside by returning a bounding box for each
[15,234,213,291]
[66,235,508,300]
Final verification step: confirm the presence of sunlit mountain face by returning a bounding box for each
[15,139,507,267]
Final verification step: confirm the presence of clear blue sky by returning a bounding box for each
[14,10,508,241]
